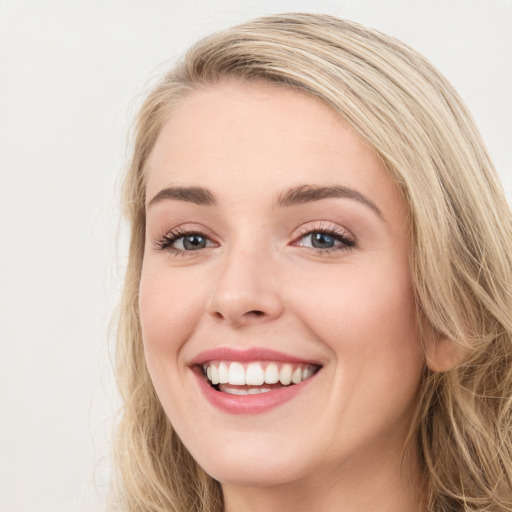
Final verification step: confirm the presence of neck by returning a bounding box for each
[222,442,427,512]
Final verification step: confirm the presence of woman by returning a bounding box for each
[112,13,512,512]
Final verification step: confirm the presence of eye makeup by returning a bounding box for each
[154,222,356,257]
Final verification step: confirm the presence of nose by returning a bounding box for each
[207,246,284,327]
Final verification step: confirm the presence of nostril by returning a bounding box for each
[247,310,265,317]
[210,309,267,325]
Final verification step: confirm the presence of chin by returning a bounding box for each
[203,456,308,488]
[184,432,316,488]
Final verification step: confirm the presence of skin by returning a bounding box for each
[139,81,430,511]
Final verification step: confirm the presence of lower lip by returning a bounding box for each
[193,369,316,415]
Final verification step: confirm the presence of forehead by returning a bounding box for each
[148,81,347,172]
[145,81,404,218]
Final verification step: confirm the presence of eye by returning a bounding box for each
[294,225,356,253]
[156,229,216,254]
[302,232,340,249]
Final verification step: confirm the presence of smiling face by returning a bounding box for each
[139,81,427,496]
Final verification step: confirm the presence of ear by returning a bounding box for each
[424,334,464,373]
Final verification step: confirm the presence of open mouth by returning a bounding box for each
[201,361,321,395]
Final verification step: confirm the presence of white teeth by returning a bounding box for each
[220,386,272,395]
[228,362,246,385]
[279,364,293,385]
[246,362,265,385]
[248,387,271,394]
[203,360,318,388]
[302,367,312,380]
[264,363,279,384]
[210,365,220,385]
[218,361,229,384]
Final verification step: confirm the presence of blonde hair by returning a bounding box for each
[113,13,512,512]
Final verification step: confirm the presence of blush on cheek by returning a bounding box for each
[139,274,209,360]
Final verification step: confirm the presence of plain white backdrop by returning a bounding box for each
[0,1,510,511]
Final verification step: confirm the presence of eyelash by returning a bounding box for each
[155,224,356,256]
[293,224,356,254]
[155,227,213,255]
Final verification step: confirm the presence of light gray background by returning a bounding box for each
[1,1,510,511]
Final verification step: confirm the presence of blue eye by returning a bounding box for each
[177,234,209,250]
[305,232,339,249]
[157,230,215,253]
[297,228,355,252]
[156,226,355,255]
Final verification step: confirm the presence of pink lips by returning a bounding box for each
[189,347,321,415]
[189,347,321,366]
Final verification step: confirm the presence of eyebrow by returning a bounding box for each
[147,183,382,218]
[277,184,382,217]
[148,186,216,207]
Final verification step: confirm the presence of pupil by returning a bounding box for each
[312,232,334,249]
[183,235,206,250]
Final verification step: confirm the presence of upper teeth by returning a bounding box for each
[203,361,316,386]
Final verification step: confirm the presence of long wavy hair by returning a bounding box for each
[112,13,512,512]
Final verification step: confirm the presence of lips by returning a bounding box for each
[190,348,322,413]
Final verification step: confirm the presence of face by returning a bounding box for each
[139,81,426,489]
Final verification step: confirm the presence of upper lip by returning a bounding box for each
[189,347,324,367]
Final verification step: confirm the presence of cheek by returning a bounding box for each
[297,265,424,434]
[138,265,213,427]
[296,264,415,333]
[289,260,423,378]
[138,265,208,360]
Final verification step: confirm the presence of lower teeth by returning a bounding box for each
[217,385,275,395]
